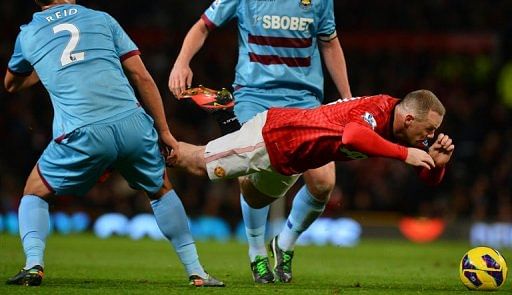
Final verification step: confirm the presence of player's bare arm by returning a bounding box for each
[168,141,207,177]
[428,133,455,167]
[4,70,40,93]
[169,19,210,98]
[122,55,178,149]
[342,121,435,169]
[318,36,351,98]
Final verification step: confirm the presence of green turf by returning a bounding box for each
[0,233,510,294]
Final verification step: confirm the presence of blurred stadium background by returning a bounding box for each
[1,1,512,248]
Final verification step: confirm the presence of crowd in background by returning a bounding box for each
[1,0,511,229]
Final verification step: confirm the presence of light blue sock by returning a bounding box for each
[278,185,326,251]
[151,190,207,278]
[19,195,50,269]
[241,194,269,262]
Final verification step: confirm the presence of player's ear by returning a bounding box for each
[404,114,415,127]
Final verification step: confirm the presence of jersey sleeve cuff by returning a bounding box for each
[120,49,141,62]
[318,31,337,42]
[201,14,217,31]
[7,67,33,77]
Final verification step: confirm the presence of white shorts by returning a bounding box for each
[205,111,300,198]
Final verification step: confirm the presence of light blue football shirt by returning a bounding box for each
[8,4,141,138]
[203,0,337,100]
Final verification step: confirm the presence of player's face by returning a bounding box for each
[405,110,443,146]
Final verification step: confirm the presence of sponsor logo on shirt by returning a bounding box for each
[261,15,313,31]
[362,112,377,130]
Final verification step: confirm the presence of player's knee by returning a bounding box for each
[306,178,335,202]
[242,193,272,209]
[23,186,52,199]
[304,164,336,201]
[147,175,174,200]
[147,187,168,200]
[240,176,275,208]
[23,169,53,199]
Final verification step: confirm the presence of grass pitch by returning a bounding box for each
[1,233,511,294]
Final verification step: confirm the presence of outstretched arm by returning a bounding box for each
[168,19,210,98]
[122,55,177,150]
[342,122,435,169]
[167,141,208,177]
[4,70,39,93]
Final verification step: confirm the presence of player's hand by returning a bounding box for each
[169,62,193,98]
[159,131,178,162]
[405,147,435,170]
[165,147,178,168]
[428,133,455,168]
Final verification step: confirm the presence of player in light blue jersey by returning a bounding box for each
[170,0,351,284]
[5,0,223,287]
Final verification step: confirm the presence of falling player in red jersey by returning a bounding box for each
[168,88,454,219]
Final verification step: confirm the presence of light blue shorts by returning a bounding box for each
[38,109,164,196]
[233,87,321,123]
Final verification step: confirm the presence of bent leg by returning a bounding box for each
[239,177,276,283]
[240,172,299,263]
[20,165,53,269]
[149,174,207,278]
[117,113,210,280]
[239,176,274,263]
[278,162,335,251]
[15,121,119,279]
[240,194,269,261]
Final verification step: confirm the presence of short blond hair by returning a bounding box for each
[399,89,445,120]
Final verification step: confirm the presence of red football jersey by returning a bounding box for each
[262,95,407,175]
